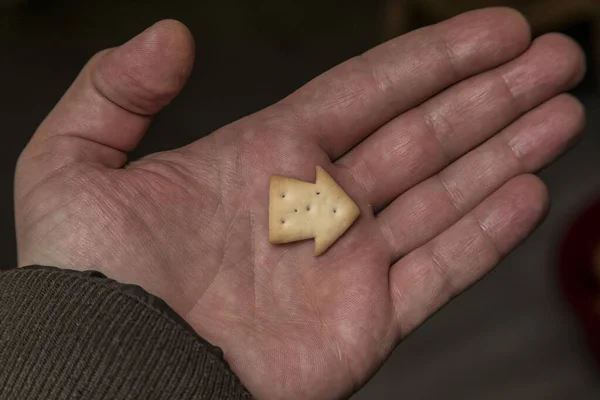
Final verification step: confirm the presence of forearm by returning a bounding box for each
[0,266,251,400]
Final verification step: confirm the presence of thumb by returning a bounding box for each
[18,19,195,178]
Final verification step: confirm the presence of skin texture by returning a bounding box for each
[14,8,586,400]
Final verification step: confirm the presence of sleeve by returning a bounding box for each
[0,266,253,400]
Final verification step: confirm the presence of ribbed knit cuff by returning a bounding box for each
[0,266,252,400]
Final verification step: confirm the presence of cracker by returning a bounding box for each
[269,166,360,256]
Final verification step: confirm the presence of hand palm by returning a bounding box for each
[14,11,585,400]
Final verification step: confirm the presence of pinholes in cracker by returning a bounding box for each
[269,166,360,256]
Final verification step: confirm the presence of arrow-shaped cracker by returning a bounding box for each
[269,166,360,256]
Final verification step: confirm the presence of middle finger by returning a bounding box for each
[338,34,585,211]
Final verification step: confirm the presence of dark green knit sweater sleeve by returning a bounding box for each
[0,266,252,400]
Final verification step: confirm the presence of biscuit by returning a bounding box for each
[269,166,360,256]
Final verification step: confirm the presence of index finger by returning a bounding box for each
[278,7,531,158]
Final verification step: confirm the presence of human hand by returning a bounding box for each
[15,8,585,400]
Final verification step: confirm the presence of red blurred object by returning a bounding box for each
[559,198,600,367]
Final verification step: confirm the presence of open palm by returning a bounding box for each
[15,9,585,400]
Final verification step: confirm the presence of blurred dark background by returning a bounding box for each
[2,0,600,398]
